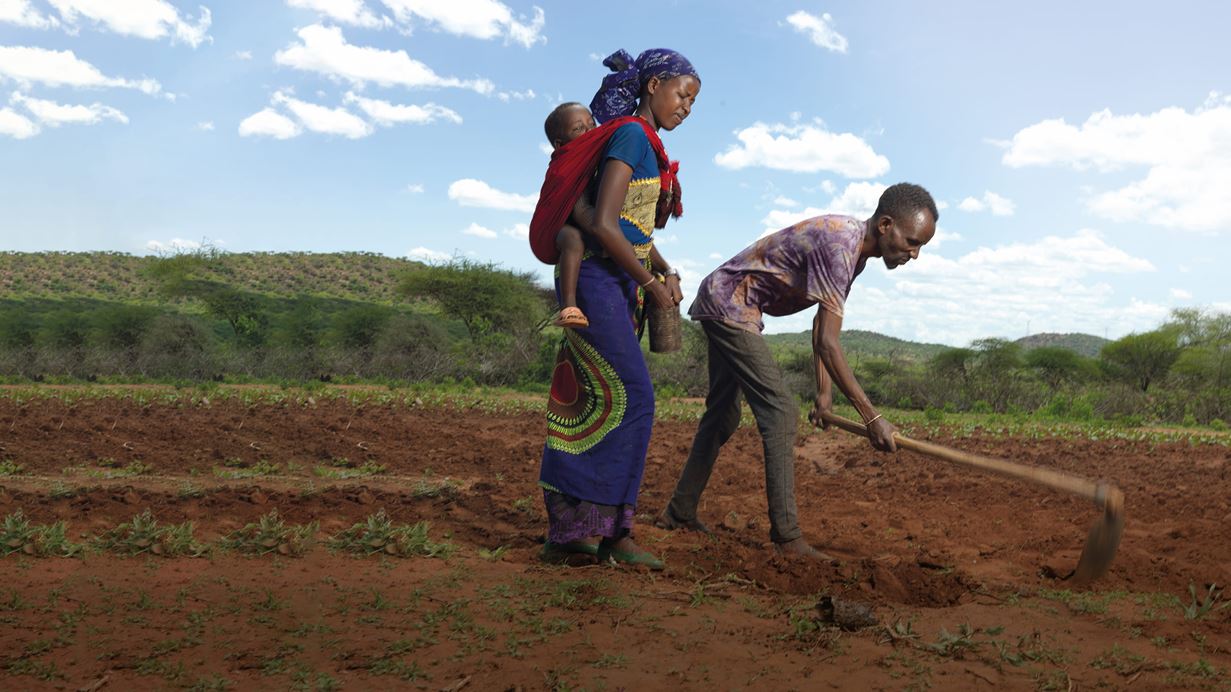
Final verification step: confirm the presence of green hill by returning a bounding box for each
[1014,332,1109,358]
[764,329,949,363]
[0,251,425,303]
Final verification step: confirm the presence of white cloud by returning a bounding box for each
[0,106,38,138]
[48,0,212,47]
[826,181,887,217]
[764,230,1161,344]
[287,0,390,29]
[538,142,553,156]
[196,120,214,131]
[271,90,372,138]
[708,252,723,260]
[1170,288,1192,300]
[929,228,962,249]
[11,91,127,126]
[759,206,823,236]
[504,222,528,239]
[406,183,424,193]
[0,45,161,94]
[760,181,886,234]
[379,0,545,48]
[408,246,449,262]
[0,0,59,29]
[957,191,1016,216]
[461,222,497,239]
[343,91,461,125]
[274,23,494,94]
[447,178,536,212]
[715,120,889,177]
[234,50,252,60]
[772,196,799,208]
[497,88,535,102]
[146,237,202,253]
[936,200,949,211]
[785,10,848,53]
[1001,93,1231,232]
[238,108,302,139]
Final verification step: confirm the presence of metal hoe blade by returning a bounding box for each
[1067,483,1125,586]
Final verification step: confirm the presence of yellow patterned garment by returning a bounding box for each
[621,177,660,258]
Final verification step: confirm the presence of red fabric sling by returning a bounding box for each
[529,116,683,265]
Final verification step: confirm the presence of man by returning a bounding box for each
[655,183,938,558]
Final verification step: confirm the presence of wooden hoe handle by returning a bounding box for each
[819,411,1117,507]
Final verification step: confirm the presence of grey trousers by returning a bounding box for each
[667,319,801,543]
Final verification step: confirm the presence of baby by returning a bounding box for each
[542,102,597,328]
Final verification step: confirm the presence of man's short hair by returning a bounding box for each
[873,183,939,224]
[544,102,584,144]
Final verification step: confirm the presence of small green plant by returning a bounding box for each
[290,670,340,691]
[1089,643,1146,675]
[1038,588,1127,615]
[188,674,233,691]
[0,511,85,557]
[1181,583,1227,620]
[880,617,921,644]
[592,653,628,669]
[927,624,979,658]
[477,545,508,561]
[0,459,25,476]
[1210,418,1228,431]
[368,658,427,681]
[95,510,208,557]
[312,459,386,479]
[413,477,460,499]
[73,459,153,478]
[220,510,317,556]
[327,510,454,558]
[178,480,205,498]
[213,459,282,479]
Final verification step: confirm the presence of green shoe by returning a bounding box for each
[599,546,665,571]
[540,540,599,564]
[556,540,599,555]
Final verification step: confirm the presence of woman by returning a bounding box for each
[536,48,701,569]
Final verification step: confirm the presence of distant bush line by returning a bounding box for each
[0,250,1226,427]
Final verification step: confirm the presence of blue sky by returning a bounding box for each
[2,0,1229,345]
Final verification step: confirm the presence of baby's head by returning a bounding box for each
[544,102,596,150]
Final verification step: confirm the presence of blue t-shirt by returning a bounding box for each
[595,122,660,249]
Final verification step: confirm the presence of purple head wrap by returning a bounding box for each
[589,48,699,124]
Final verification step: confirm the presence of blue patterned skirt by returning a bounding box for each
[540,256,653,543]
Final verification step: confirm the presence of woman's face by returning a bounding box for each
[645,75,700,131]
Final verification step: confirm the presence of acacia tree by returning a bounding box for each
[968,338,1024,411]
[145,247,268,345]
[1025,346,1095,389]
[1166,309,1231,419]
[398,260,550,340]
[399,259,553,383]
[1100,328,1181,392]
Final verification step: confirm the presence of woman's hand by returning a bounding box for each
[664,274,683,305]
[645,280,675,308]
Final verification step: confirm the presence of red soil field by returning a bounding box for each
[0,393,1228,690]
